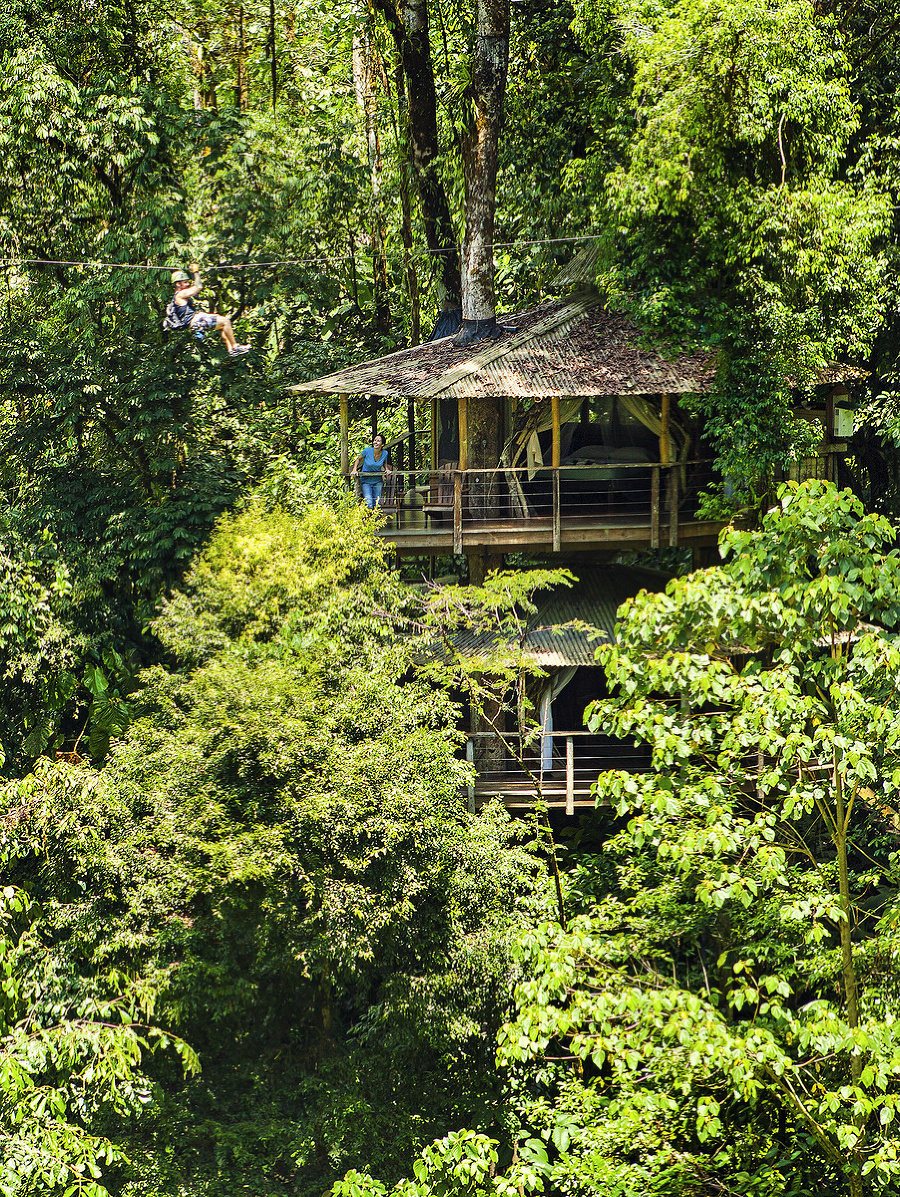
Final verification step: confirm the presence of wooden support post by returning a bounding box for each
[566,736,574,817]
[369,396,378,438]
[431,398,437,470]
[660,393,672,464]
[457,396,468,471]
[453,471,463,555]
[552,394,562,563]
[650,466,660,549]
[408,397,416,477]
[339,395,349,481]
[668,467,679,547]
[466,737,475,813]
[552,468,561,553]
[826,386,836,441]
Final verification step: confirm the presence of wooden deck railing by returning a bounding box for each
[466,731,832,814]
[345,460,719,552]
[465,730,652,814]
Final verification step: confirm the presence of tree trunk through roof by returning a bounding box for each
[466,395,502,521]
[455,0,510,347]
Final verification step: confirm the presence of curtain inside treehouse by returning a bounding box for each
[618,395,692,485]
[539,666,578,773]
[501,398,582,517]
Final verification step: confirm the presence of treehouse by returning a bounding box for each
[453,564,667,815]
[287,257,866,814]
[288,286,864,581]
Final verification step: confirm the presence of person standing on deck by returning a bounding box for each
[352,433,392,508]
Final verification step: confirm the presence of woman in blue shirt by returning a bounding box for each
[352,433,392,508]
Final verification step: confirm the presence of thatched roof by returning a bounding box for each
[286,291,866,401]
[287,293,718,399]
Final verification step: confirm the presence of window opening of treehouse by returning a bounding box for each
[437,397,460,466]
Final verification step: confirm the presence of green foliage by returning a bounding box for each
[0,502,549,1194]
[0,0,598,786]
[0,5,596,1180]
[499,481,900,1194]
[0,873,197,1196]
[0,512,163,774]
[417,566,579,927]
[570,0,892,497]
[0,524,77,771]
[11,0,900,1188]
[418,567,575,691]
[330,1127,546,1197]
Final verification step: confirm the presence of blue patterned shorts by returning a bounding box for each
[189,312,218,331]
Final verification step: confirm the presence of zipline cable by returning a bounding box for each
[0,232,606,274]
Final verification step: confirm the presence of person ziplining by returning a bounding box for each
[162,263,249,355]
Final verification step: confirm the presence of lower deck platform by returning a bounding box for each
[473,770,608,812]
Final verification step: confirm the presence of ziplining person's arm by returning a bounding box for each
[173,262,203,302]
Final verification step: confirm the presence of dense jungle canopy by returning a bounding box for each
[7,0,900,1195]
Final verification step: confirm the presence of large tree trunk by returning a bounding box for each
[371,0,461,312]
[466,395,501,520]
[353,21,391,333]
[454,0,509,347]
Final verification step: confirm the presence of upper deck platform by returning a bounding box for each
[364,459,724,556]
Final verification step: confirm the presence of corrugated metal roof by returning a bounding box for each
[287,292,864,400]
[287,295,611,397]
[451,564,671,667]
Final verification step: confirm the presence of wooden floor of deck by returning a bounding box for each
[473,772,608,812]
[380,513,723,552]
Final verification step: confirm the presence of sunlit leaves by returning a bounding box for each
[571,0,891,491]
[0,500,548,1190]
[330,1127,546,1197]
[499,482,900,1194]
